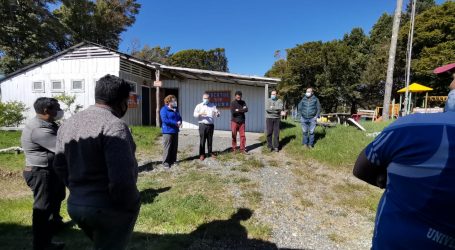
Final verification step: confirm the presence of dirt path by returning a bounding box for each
[141,129,376,249]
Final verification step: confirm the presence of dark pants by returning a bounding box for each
[68,204,139,250]
[231,121,246,152]
[23,167,66,250]
[162,133,178,165]
[199,123,214,156]
[266,118,280,149]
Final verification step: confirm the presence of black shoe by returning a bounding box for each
[44,241,65,250]
[273,148,279,152]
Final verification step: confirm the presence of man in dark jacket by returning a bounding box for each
[230,91,248,153]
[298,88,321,148]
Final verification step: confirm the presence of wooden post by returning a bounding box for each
[391,99,395,120]
[155,69,161,127]
[264,83,269,134]
[425,92,428,112]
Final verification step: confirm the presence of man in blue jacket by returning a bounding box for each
[297,88,321,148]
[160,95,182,168]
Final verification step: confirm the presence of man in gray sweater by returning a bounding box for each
[265,90,283,152]
[22,97,65,250]
[54,75,140,250]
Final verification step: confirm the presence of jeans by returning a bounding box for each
[23,167,66,250]
[68,204,139,250]
[231,121,246,151]
[199,123,214,156]
[301,117,317,146]
[162,133,178,165]
[266,118,280,149]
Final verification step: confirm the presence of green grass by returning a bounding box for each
[280,120,391,168]
[0,130,21,148]
[130,126,162,159]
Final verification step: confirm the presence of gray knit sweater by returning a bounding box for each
[54,105,140,211]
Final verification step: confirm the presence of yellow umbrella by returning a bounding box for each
[397,83,433,112]
[397,83,433,93]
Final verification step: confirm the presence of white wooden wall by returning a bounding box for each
[162,79,266,132]
[0,56,120,124]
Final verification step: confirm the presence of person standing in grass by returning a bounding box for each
[193,92,220,161]
[21,97,66,250]
[265,90,283,152]
[297,87,321,148]
[160,95,182,168]
[54,75,140,250]
[230,90,248,154]
[353,107,455,249]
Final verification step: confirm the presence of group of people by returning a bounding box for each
[22,75,140,250]
[159,88,321,169]
[20,67,455,250]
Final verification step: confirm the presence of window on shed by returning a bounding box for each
[71,80,85,92]
[32,81,45,92]
[51,80,64,92]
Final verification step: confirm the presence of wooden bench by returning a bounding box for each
[356,109,376,121]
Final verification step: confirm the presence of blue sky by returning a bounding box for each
[119,0,445,77]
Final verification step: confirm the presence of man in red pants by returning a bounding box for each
[230,91,248,153]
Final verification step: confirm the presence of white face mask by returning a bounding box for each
[305,92,312,97]
[55,110,64,120]
[202,98,209,105]
[171,101,178,108]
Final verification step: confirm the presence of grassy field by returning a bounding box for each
[0,126,273,249]
[279,119,391,168]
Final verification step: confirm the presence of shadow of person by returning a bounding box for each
[313,128,326,146]
[279,135,296,149]
[139,187,171,204]
[187,208,278,249]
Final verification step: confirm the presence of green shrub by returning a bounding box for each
[0,101,28,127]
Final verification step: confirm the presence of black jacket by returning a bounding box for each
[231,100,248,123]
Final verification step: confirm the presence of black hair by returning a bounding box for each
[235,90,242,96]
[95,74,131,105]
[33,97,59,114]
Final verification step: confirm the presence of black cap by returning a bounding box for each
[235,90,242,96]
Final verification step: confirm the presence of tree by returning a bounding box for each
[405,0,436,15]
[0,0,65,74]
[169,48,229,72]
[0,101,28,127]
[54,0,140,50]
[54,92,83,117]
[0,0,140,74]
[132,45,172,64]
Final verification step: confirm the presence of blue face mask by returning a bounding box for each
[202,98,209,105]
[171,101,178,108]
[271,95,277,100]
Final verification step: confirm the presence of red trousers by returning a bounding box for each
[231,121,246,151]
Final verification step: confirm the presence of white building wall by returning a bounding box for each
[163,79,266,132]
[0,56,120,124]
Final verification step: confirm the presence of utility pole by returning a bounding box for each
[382,0,403,120]
[404,0,417,115]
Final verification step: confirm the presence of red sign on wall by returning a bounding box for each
[206,91,231,109]
[128,94,138,108]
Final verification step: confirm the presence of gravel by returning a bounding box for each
[140,128,375,250]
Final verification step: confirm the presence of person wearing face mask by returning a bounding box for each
[21,97,66,250]
[265,90,283,152]
[298,87,321,148]
[434,63,455,112]
[193,92,220,160]
[54,74,140,250]
[160,95,182,168]
[230,91,248,153]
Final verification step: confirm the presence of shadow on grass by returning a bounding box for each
[280,122,296,130]
[140,187,171,204]
[279,135,296,149]
[0,208,286,250]
[138,160,162,172]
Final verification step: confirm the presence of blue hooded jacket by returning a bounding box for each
[160,106,182,134]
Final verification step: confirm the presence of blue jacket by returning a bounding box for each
[160,106,182,134]
[298,95,321,119]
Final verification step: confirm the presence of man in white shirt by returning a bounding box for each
[193,93,220,160]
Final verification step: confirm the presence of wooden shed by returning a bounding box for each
[0,42,279,132]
